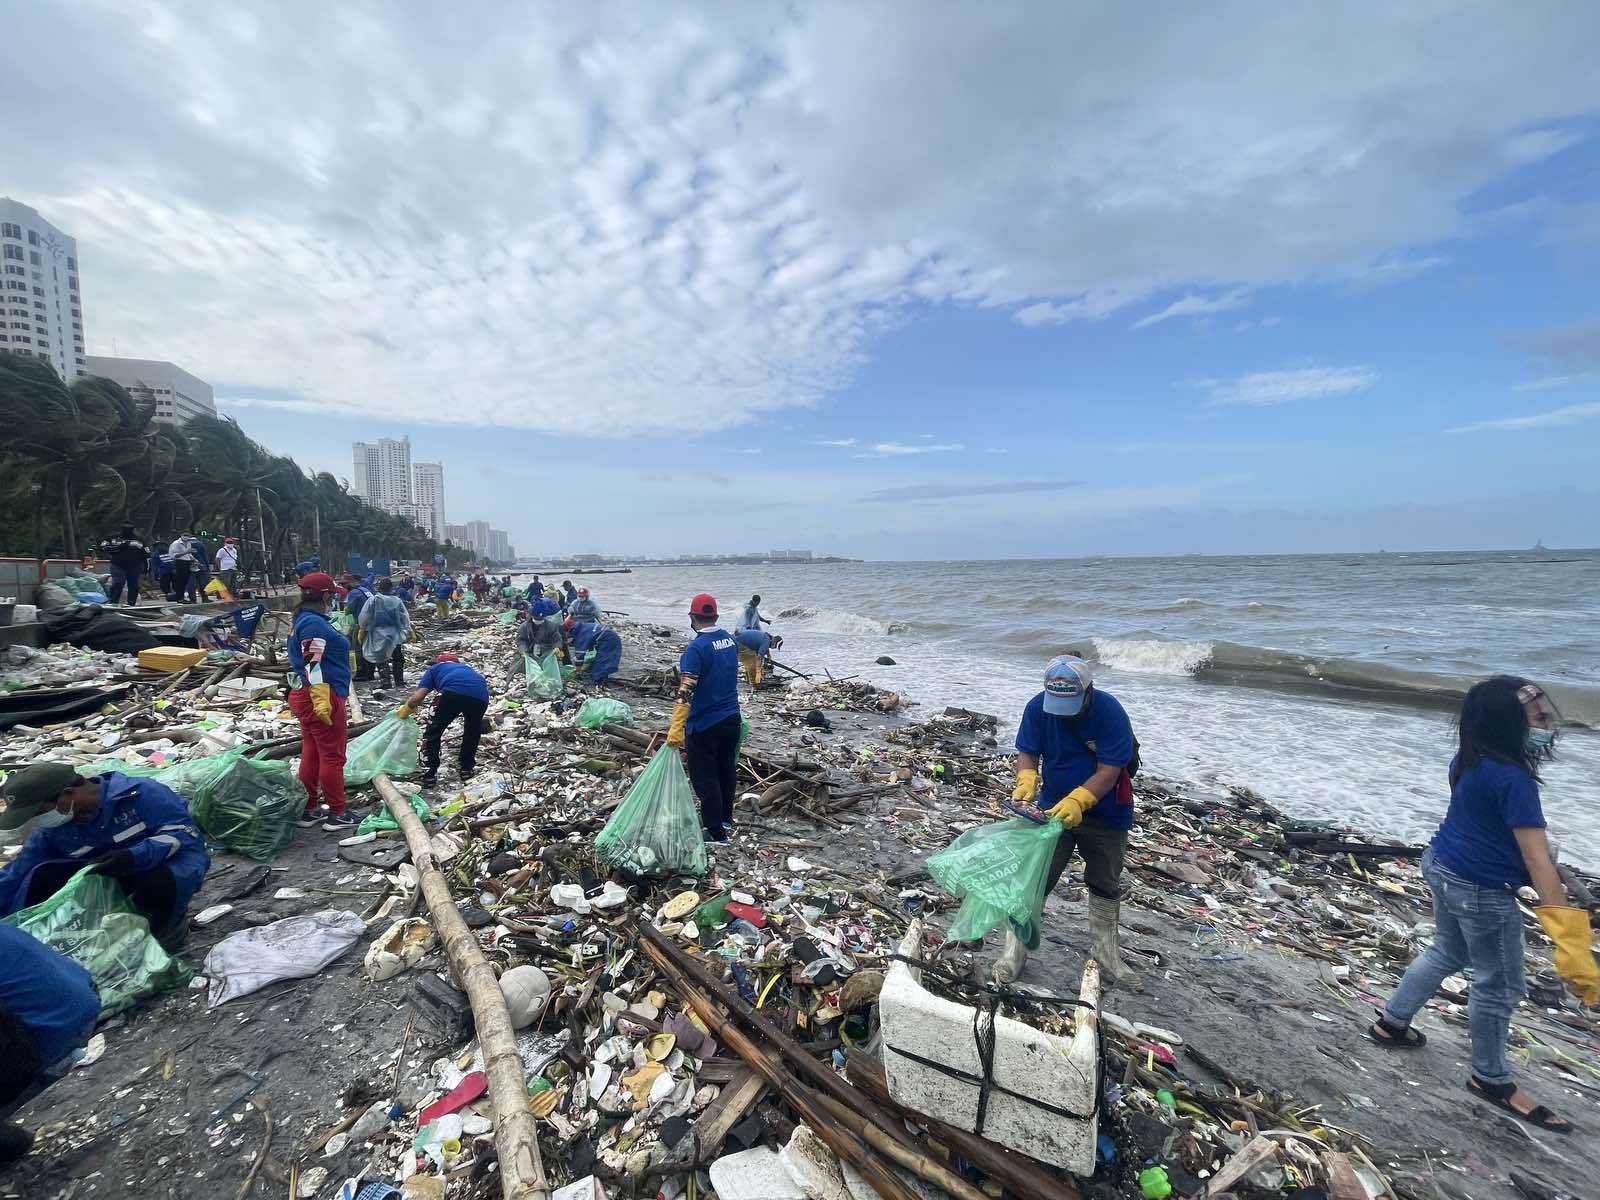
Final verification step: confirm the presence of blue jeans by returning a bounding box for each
[1383,849,1524,1085]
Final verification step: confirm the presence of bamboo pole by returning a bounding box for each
[348,691,549,1200]
[803,1088,990,1200]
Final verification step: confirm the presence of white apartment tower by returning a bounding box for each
[413,461,446,542]
[84,356,215,426]
[0,198,85,381]
[352,436,414,506]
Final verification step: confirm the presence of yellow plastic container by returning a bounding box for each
[137,646,209,673]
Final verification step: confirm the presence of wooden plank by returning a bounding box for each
[688,1067,767,1156]
[1205,1134,1278,1197]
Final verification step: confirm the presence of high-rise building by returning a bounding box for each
[412,461,446,541]
[83,356,215,426]
[464,520,491,560]
[444,523,469,546]
[488,529,510,563]
[1,198,85,381]
[351,436,413,506]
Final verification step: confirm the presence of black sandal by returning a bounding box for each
[1365,1014,1426,1048]
[1466,1076,1573,1133]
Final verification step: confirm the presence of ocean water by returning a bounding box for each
[552,552,1600,870]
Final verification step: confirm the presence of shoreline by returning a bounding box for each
[4,602,1597,1200]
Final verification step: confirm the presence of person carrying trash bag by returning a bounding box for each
[399,653,490,786]
[0,925,101,1162]
[995,654,1138,986]
[0,762,210,949]
[515,606,569,674]
[667,594,741,843]
[288,572,356,831]
[1367,677,1595,1134]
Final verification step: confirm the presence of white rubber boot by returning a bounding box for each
[1088,893,1127,985]
[990,926,1029,985]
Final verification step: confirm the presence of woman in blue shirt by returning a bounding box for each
[1371,677,1597,1133]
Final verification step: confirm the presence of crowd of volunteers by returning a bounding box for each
[0,564,1593,1168]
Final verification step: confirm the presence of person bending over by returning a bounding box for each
[399,653,490,786]
[0,925,101,1161]
[0,762,210,947]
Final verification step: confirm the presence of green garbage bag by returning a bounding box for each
[358,791,431,835]
[332,610,356,637]
[496,611,515,625]
[925,817,1063,947]
[2,867,192,1017]
[736,717,751,756]
[345,713,420,785]
[594,745,706,877]
[80,750,304,862]
[576,698,634,728]
[525,651,563,700]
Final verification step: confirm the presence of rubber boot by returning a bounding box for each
[990,925,1029,985]
[1088,893,1126,984]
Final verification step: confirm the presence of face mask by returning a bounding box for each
[0,807,70,844]
[1526,727,1555,751]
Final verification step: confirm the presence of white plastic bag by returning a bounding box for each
[203,910,366,1007]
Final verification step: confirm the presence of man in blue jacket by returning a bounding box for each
[667,594,741,842]
[396,654,490,785]
[0,925,101,1161]
[0,763,210,948]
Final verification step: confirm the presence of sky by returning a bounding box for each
[5,2,1600,560]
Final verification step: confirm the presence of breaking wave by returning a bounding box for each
[776,606,907,636]
[1064,636,1600,727]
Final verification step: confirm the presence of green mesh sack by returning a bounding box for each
[525,651,563,700]
[358,790,430,835]
[2,867,192,1016]
[576,698,634,728]
[594,745,706,878]
[496,611,515,625]
[332,610,357,637]
[925,817,1063,947]
[344,713,420,785]
[81,751,304,862]
[736,718,751,756]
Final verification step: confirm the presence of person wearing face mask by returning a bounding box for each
[1368,677,1597,1134]
[0,762,210,949]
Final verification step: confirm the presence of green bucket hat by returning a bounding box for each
[0,762,81,830]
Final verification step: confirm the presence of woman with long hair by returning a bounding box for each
[286,572,355,831]
[1369,676,1597,1132]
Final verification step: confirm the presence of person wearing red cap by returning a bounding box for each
[668,594,741,842]
[568,587,600,622]
[287,572,355,830]
[396,653,491,785]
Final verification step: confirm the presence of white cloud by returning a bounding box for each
[1131,288,1251,329]
[1199,365,1376,407]
[8,4,1596,437]
[814,438,857,447]
[1511,371,1600,392]
[1448,401,1600,434]
[856,441,965,457]
[1341,254,1452,291]
[983,447,1009,454]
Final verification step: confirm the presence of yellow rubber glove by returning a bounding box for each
[309,682,333,726]
[667,702,689,748]
[395,703,413,720]
[1537,906,1600,1007]
[354,625,365,644]
[1011,768,1041,803]
[1045,786,1097,828]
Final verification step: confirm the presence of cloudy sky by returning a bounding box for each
[8,2,1600,558]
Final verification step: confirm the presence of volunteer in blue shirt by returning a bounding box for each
[433,574,457,619]
[667,594,741,842]
[398,653,490,785]
[0,925,101,1161]
[997,654,1137,986]
[1370,677,1596,1134]
[288,572,355,830]
[0,761,210,946]
[736,628,781,688]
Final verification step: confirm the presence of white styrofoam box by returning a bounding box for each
[217,676,281,700]
[709,1147,808,1200]
[878,919,1100,1174]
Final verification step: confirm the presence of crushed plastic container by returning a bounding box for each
[878,918,1100,1173]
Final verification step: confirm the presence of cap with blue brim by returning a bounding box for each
[1042,654,1092,716]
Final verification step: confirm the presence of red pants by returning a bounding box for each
[288,687,349,814]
